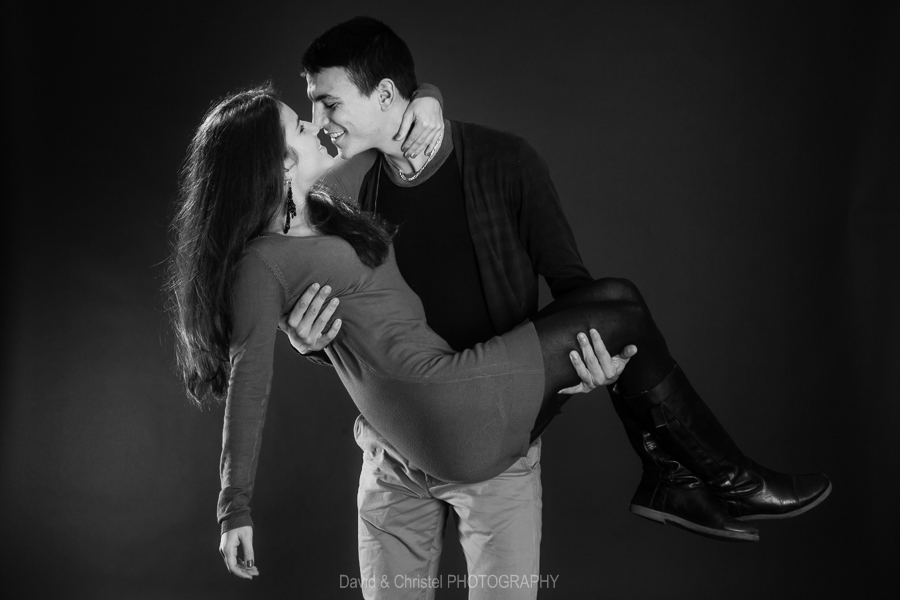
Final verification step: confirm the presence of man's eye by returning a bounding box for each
[324,102,336,110]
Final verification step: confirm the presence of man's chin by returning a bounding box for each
[336,141,373,161]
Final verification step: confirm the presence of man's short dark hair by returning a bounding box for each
[302,16,418,100]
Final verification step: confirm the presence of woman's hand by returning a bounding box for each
[394,96,444,159]
[219,526,259,580]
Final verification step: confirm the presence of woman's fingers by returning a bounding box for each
[218,537,230,571]
[404,119,444,159]
[402,118,433,158]
[238,528,256,573]
[220,528,258,580]
[220,531,248,578]
[393,106,416,144]
[239,528,254,566]
[395,96,444,157]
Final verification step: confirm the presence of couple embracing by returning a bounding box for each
[168,16,830,600]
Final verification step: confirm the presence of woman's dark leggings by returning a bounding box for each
[532,278,677,406]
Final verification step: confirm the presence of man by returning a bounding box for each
[278,16,752,600]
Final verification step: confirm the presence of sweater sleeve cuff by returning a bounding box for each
[221,513,254,535]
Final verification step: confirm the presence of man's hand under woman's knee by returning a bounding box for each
[558,329,638,395]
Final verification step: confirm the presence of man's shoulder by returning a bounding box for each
[451,120,544,169]
[452,120,531,150]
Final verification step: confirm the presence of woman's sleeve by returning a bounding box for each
[217,251,286,534]
[413,83,443,107]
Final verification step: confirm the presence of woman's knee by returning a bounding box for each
[594,277,644,304]
[608,301,654,339]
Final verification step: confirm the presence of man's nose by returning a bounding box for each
[311,105,328,128]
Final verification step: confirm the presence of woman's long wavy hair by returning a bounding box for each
[166,85,395,408]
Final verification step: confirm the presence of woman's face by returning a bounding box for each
[280,102,334,188]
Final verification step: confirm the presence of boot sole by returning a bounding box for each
[733,481,833,521]
[630,504,760,542]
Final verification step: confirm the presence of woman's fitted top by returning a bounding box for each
[218,233,544,532]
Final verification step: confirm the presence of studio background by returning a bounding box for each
[3,1,897,598]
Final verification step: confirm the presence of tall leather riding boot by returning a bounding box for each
[622,364,832,520]
[609,387,758,542]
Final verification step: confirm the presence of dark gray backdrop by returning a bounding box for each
[3,1,897,598]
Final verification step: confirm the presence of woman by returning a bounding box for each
[168,86,831,578]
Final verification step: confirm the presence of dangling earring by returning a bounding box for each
[283,182,297,234]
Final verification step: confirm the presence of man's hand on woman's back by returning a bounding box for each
[278,283,342,354]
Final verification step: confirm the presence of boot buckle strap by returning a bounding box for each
[651,405,681,431]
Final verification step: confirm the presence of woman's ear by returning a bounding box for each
[284,146,301,174]
[284,155,297,176]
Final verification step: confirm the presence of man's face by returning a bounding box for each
[306,67,389,160]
